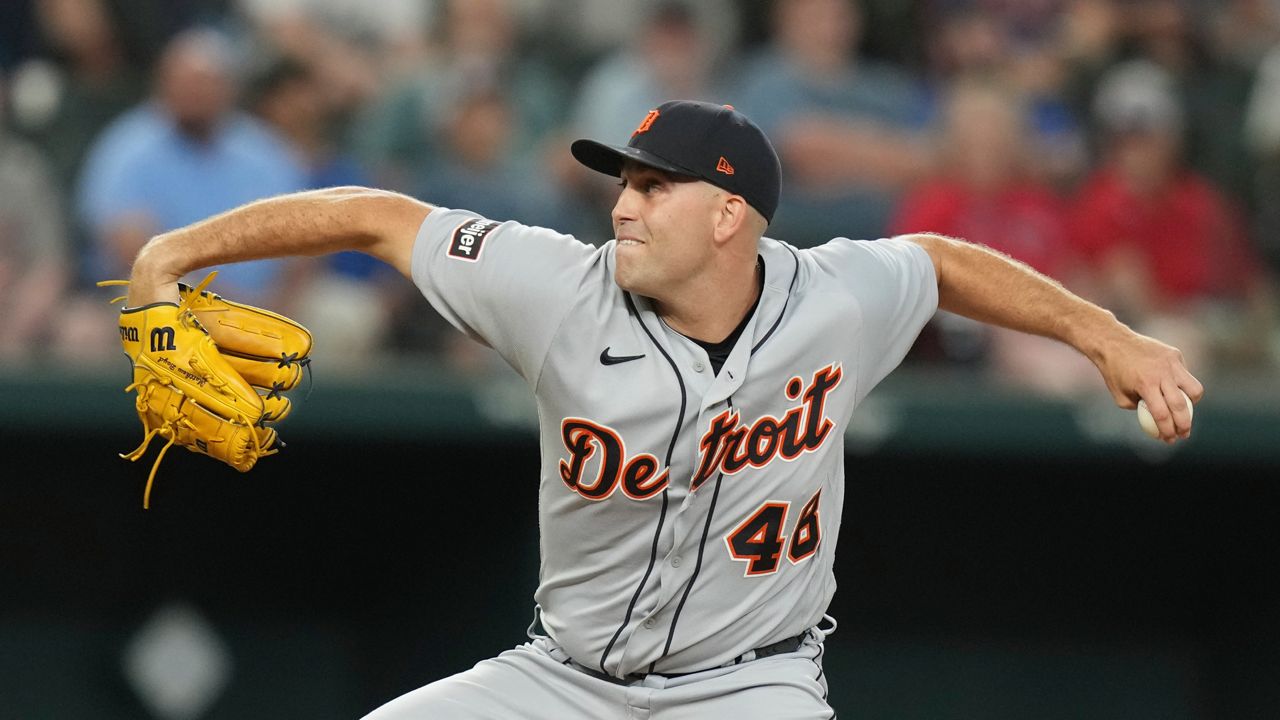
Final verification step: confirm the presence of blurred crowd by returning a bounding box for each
[1,0,1278,392]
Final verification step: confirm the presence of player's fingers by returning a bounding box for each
[1111,382,1139,410]
[1162,378,1192,439]
[1141,384,1177,444]
[1178,368,1205,404]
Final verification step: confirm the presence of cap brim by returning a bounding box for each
[570,139,692,178]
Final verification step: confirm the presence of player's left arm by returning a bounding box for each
[905,232,1203,443]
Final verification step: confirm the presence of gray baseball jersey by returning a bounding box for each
[410,207,937,678]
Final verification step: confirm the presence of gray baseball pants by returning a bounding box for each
[362,630,835,719]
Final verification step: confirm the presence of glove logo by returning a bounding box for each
[119,325,139,342]
[150,326,177,352]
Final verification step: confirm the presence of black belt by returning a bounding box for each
[537,618,807,685]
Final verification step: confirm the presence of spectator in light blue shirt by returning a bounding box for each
[733,0,933,247]
[77,28,305,307]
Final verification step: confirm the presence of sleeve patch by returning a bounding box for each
[448,218,501,261]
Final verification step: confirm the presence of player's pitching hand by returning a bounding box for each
[1093,329,1203,443]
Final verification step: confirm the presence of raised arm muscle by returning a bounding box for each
[128,187,431,305]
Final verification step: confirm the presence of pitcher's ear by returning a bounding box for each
[713,194,750,244]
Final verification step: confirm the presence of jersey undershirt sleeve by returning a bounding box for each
[811,236,939,403]
[410,207,598,385]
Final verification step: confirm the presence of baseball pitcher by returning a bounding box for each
[117,101,1201,719]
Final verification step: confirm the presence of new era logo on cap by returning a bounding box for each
[569,100,782,223]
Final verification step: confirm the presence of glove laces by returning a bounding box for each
[119,378,195,509]
[96,270,218,308]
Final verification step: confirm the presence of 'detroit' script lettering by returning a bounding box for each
[558,364,842,501]
[690,364,842,490]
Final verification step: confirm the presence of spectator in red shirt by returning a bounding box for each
[893,78,1078,279]
[1072,60,1275,372]
[892,78,1097,394]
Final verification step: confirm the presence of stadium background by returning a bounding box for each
[2,0,1279,718]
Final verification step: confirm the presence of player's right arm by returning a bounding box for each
[127,186,431,306]
[907,232,1202,442]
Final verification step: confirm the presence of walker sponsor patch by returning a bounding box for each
[448,218,500,261]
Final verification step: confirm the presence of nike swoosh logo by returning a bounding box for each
[600,347,646,365]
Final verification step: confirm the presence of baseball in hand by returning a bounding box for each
[1137,389,1193,439]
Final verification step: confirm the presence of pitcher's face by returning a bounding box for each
[611,163,721,298]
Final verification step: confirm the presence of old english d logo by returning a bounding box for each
[716,156,735,175]
[633,109,660,136]
[150,326,176,352]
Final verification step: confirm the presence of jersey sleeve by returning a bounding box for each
[410,207,598,385]
[812,236,939,403]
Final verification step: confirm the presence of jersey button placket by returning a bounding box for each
[692,359,705,373]
[642,617,657,630]
[670,555,682,568]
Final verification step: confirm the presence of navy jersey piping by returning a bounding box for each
[657,468,725,666]
[751,244,800,354]
[598,293,687,674]
[655,393,736,668]
[813,641,827,697]
[655,243,793,666]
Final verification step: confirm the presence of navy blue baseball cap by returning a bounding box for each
[571,100,782,223]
